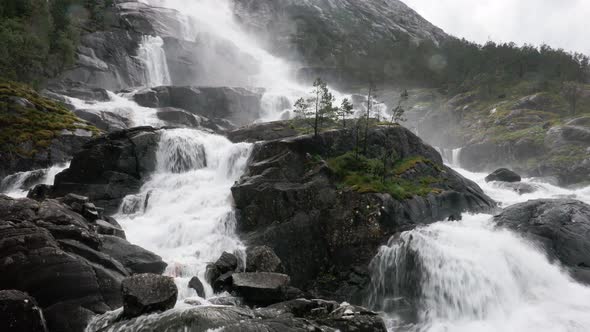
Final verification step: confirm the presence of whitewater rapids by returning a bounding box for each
[369,160,590,332]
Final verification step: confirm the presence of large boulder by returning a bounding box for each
[100,235,167,274]
[231,272,291,306]
[485,168,522,183]
[86,299,386,332]
[121,274,178,318]
[0,195,165,332]
[0,290,48,332]
[231,124,495,301]
[51,127,161,214]
[133,86,263,127]
[246,246,283,273]
[494,199,590,284]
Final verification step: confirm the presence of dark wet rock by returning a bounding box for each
[209,296,243,306]
[494,199,590,284]
[232,124,495,300]
[156,107,201,128]
[228,121,300,143]
[188,277,206,298]
[494,182,539,195]
[0,290,48,332]
[95,220,126,239]
[205,263,222,285]
[86,300,386,332]
[485,168,522,183]
[246,245,283,273]
[121,274,178,318]
[52,127,161,214]
[74,109,131,132]
[100,235,167,274]
[133,86,263,127]
[215,251,239,274]
[231,272,291,306]
[27,184,54,201]
[0,195,164,332]
[86,306,256,332]
[212,272,234,294]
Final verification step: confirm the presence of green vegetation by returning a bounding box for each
[0,0,114,85]
[326,152,441,200]
[0,81,99,157]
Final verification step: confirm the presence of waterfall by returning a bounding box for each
[368,214,590,332]
[451,147,463,167]
[116,128,252,299]
[0,162,70,198]
[136,35,171,87]
[368,163,590,331]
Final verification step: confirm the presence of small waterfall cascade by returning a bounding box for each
[117,128,252,299]
[0,162,70,198]
[136,35,171,87]
[368,214,590,332]
[435,147,463,167]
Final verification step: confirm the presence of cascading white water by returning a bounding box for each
[370,214,590,332]
[67,92,163,128]
[0,162,70,198]
[137,0,350,121]
[136,36,172,87]
[116,128,252,299]
[369,162,590,332]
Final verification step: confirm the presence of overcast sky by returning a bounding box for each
[403,0,590,55]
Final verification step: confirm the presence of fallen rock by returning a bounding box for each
[494,199,590,284]
[121,274,178,318]
[188,277,206,298]
[246,246,283,273]
[0,290,48,332]
[485,168,522,183]
[231,272,290,306]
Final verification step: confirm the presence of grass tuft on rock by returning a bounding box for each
[327,152,441,200]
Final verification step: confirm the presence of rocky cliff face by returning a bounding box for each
[230,123,495,301]
[233,0,448,86]
[402,86,590,186]
[0,194,165,332]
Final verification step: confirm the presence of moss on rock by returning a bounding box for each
[0,81,100,158]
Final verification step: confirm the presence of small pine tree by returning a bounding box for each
[390,89,409,124]
[336,98,354,128]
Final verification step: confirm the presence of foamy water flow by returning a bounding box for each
[369,154,590,332]
[116,128,252,299]
[0,162,70,198]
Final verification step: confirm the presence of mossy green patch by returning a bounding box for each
[327,152,441,200]
[0,81,100,157]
